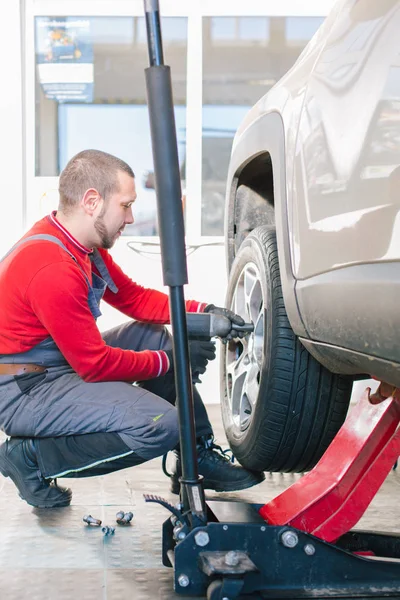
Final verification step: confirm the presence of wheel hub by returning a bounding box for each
[225,262,264,432]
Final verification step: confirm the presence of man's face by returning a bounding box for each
[94,171,136,249]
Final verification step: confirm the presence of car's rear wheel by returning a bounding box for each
[220,225,353,472]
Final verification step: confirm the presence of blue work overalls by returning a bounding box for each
[0,235,212,479]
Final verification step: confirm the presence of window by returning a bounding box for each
[285,17,324,44]
[35,16,187,236]
[210,17,270,44]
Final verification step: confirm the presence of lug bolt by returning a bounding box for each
[194,531,210,547]
[178,574,190,588]
[225,551,240,566]
[116,510,133,525]
[172,518,183,528]
[173,524,187,541]
[124,511,134,523]
[102,526,115,536]
[304,544,315,556]
[83,514,102,527]
[281,530,299,548]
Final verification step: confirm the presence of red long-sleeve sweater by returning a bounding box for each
[0,213,207,382]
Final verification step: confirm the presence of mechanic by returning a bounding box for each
[0,149,265,508]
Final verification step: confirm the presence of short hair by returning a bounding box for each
[58,149,135,213]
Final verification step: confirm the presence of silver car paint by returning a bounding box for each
[226,0,400,380]
[293,0,400,279]
[226,2,344,339]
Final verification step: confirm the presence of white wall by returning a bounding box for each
[0,1,24,256]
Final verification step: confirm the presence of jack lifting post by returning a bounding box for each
[143,0,206,526]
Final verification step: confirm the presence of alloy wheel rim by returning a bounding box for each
[225,262,264,432]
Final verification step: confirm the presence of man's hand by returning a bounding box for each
[165,340,216,378]
[204,304,245,341]
[189,340,216,377]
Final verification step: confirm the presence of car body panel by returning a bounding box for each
[225,0,400,382]
[296,262,400,377]
[225,3,344,338]
[292,0,400,279]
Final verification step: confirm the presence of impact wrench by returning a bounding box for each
[185,313,254,383]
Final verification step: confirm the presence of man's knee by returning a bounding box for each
[103,320,172,352]
[155,409,179,456]
[119,406,179,460]
[142,322,172,352]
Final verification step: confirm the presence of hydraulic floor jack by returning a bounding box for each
[146,387,400,599]
[142,2,400,597]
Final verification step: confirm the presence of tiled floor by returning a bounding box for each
[0,404,398,600]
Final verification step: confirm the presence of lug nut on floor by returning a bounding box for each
[102,526,115,536]
[116,510,134,525]
[83,514,102,527]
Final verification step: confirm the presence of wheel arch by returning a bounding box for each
[225,110,307,338]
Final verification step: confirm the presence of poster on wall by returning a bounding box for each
[35,17,93,103]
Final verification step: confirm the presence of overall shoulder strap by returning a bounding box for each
[2,233,118,295]
[0,234,77,263]
[90,249,119,293]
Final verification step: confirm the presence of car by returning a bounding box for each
[220,0,400,473]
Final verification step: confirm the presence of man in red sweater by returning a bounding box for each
[0,149,264,507]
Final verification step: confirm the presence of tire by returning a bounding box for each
[220,225,353,472]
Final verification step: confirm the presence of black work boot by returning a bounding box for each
[165,435,265,495]
[0,438,72,508]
